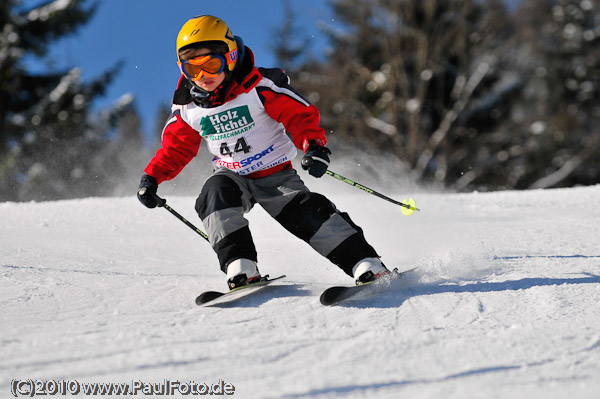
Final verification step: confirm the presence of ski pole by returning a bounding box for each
[325,170,420,215]
[138,188,210,242]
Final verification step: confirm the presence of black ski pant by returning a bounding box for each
[195,168,378,276]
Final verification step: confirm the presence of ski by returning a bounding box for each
[195,275,286,306]
[320,268,417,306]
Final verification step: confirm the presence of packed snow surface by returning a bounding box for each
[2,182,600,398]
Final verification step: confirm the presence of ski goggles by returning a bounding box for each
[178,51,236,81]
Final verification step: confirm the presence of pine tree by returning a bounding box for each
[292,0,517,189]
[512,0,600,188]
[269,0,308,75]
[0,0,122,201]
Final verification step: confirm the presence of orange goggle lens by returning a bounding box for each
[178,50,237,81]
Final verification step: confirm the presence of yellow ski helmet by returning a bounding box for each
[176,15,238,72]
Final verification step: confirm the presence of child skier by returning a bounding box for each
[137,15,389,289]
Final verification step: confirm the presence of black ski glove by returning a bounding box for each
[137,174,159,208]
[301,141,331,178]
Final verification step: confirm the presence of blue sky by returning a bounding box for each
[38,0,331,139]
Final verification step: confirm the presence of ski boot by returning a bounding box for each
[226,258,261,290]
[352,258,390,285]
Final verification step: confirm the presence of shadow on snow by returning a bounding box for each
[338,272,600,309]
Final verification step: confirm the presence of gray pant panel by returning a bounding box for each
[198,168,372,271]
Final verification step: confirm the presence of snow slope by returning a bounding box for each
[1,182,600,399]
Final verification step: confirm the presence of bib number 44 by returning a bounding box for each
[220,138,252,156]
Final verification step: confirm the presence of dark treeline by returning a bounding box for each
[278,0,599,191]
[1,0,598,202]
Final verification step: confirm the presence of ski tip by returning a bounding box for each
[319,287,336,306]
[320,298,333,306]
[319,285,359,306]
[319,287,343,306]
[195,291,224,305]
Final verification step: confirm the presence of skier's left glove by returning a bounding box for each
[301,140,331,178]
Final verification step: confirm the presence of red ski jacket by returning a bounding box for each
[145,47,327,184]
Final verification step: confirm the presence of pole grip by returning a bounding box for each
[138,187,166,207]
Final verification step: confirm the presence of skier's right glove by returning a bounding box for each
[137,174,159,208]
[301,140,331,178]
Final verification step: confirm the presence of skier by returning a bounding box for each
[137,15,389,289]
